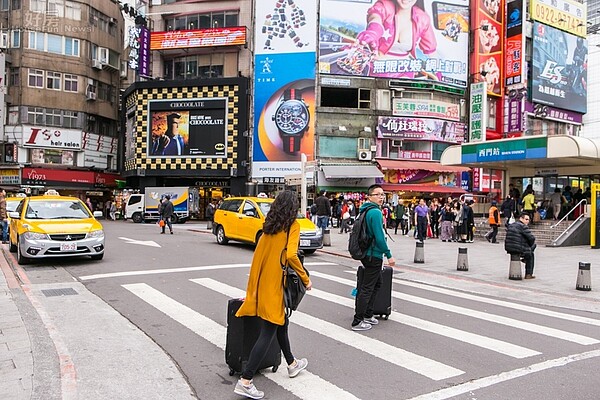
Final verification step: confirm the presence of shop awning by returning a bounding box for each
[381,183,467,194]
[376,159,469,173]
[321,164,383,179]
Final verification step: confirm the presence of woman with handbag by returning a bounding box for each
[234,190,312,399]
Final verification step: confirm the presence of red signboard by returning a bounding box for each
[150,27,247,50]
[21,168,119,189]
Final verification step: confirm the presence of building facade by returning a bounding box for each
[1,0,122,200]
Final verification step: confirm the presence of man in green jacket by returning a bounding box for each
[352,184,396,332]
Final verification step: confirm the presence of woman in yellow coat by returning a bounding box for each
[234,190,312,400]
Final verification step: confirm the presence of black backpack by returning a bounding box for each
[348,204,377,260]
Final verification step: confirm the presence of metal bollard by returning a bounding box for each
[207,220,213,230]
[414,241,424,263]
[323,229,331,247]
[509,254,523,280]
[457,247,469,271]
[576,262,592,291]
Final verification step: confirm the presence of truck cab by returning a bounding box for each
[124,194,144,223]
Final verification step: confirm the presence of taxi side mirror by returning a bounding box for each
[8,211,19,219]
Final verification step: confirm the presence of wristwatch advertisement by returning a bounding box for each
[272,88,310,154]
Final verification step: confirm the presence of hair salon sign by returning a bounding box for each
[22,127,83,150]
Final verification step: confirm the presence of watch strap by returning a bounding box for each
[283,88,302,101]
[282,135,302,154]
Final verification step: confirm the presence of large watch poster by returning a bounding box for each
[252,0,317,179]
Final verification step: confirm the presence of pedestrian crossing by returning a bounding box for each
[118,265,600,400]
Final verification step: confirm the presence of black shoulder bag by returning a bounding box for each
[281,229,309,317]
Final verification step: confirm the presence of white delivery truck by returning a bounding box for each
[124,187,199,223]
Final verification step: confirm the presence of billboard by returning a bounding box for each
[471,0,504,96]
[150,27,247,50]
[469,82,487,142]
[147,99,227,158]
[392,99,460,121]
[505,0,525,88]
[529,0,586,38]
[252,0,317,179]
[378,116,465,143]
[532,22,587,114]
[318,0,470,87]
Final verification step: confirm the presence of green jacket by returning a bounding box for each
[359,202,392,260]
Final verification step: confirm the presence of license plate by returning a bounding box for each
[60,242,77,252]
[300,240,310,247]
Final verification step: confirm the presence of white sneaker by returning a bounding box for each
[234,380,264,399]
[287,358,308,378]
[351,321,373,331]
[363,316,379,325]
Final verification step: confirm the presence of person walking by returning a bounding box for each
[160,195,174,234]
[549,188,564,220]
[352,184,396,332]
[109,201,117,221]
[0,188,7,244]
[500,195,515,227]
[414,198,429,242]
[314,190,331,233]
[394,200,406,235]
[522,188,536,222]
[234,191,311,399]
[485,200,501,243]
[505,213,537,279]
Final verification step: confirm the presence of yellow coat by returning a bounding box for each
[236,220,310,325]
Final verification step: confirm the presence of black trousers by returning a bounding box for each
[353,257,383,325]
[242,317,294,380]
[523,252,535,275]
[417,216,428,241]
[488,224,499,243]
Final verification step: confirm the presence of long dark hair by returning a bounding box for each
[263,190,298,235]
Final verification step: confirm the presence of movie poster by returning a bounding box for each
[319,0,470,87]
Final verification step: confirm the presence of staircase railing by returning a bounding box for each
[550,199,588,246]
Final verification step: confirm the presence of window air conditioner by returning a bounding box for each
[92,59,103,69]
[358,149,373,161]
[87,92,97,101]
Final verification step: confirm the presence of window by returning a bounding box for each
[28,68,44,88]
[64,37,79,56]
[1,0,8,11]
[65,1,80,20]
[199,65,223,78]
[225,12,238,27]
[9,69,19,86]
[48,0,64,17]
[46,71,61,90]
[46,109,61,126]
[167,11,239,31]
[358,88,371,109]
[321,87,359,108]
[47,34,62,53]
[63,111,78,128]
[12,0,20,10]
[27,107,44,125]
[432,143,450,161]
[64,74,78,92]
[28,31,44,50]
[486,98,497,130]
[31,149,74,165]
[11,30,20,47]
[30,0,45,12]
[211,13,224,28]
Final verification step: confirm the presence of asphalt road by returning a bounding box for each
[19,220,600,400]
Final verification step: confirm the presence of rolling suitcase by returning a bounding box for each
[225,298,281,376]
[357,265,393,320]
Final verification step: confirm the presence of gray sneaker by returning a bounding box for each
[351,321,373,331]
[364,316,379,325]
[287,358,308,378]
[234,380,264,399]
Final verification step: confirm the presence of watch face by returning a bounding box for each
[274,99,309,135]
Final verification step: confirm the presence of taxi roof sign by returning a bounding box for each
[44,189,60,196]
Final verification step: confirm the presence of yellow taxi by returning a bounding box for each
[212,196,323,254]
[6,194,27,232]
[8,190,105,264]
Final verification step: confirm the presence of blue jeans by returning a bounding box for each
[317,216,329,232]
[1,219,7,242]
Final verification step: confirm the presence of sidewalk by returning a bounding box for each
[0,247,195,400]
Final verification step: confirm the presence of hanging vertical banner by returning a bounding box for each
[252,0,317,179]
[471,0,505,97]
[469,82,487,142]
[505,0,525,88]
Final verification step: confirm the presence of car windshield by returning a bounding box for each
[26,200,92,220]
[256,201,305,219]
[7,200,20,212]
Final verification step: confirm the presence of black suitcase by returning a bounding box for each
[225,298,281,376]
[357,265,393,320]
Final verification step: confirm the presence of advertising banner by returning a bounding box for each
[252,0,317,179]
[378,116,465,143]
[392,99,460,121]
[461,136,547,163]
[21,126,82,150]
[382,169,460,187]
[505,0,525,87]
[150,27,247,50]
[504,96,524,134]
[524,102,583,124]
[469,82,487,142]
[318,0,470,87]
[529,0,586,38]
[147,98,227,158]
[471,0,504,96]
[532,22,587,114]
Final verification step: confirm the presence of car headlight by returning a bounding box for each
[314,228,323,237]
[22,231,49,240]
[87,230,104,238]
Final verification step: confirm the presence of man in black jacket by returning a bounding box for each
[504,214,536,279]
[160,195,175,234]
[314,190,331,233]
